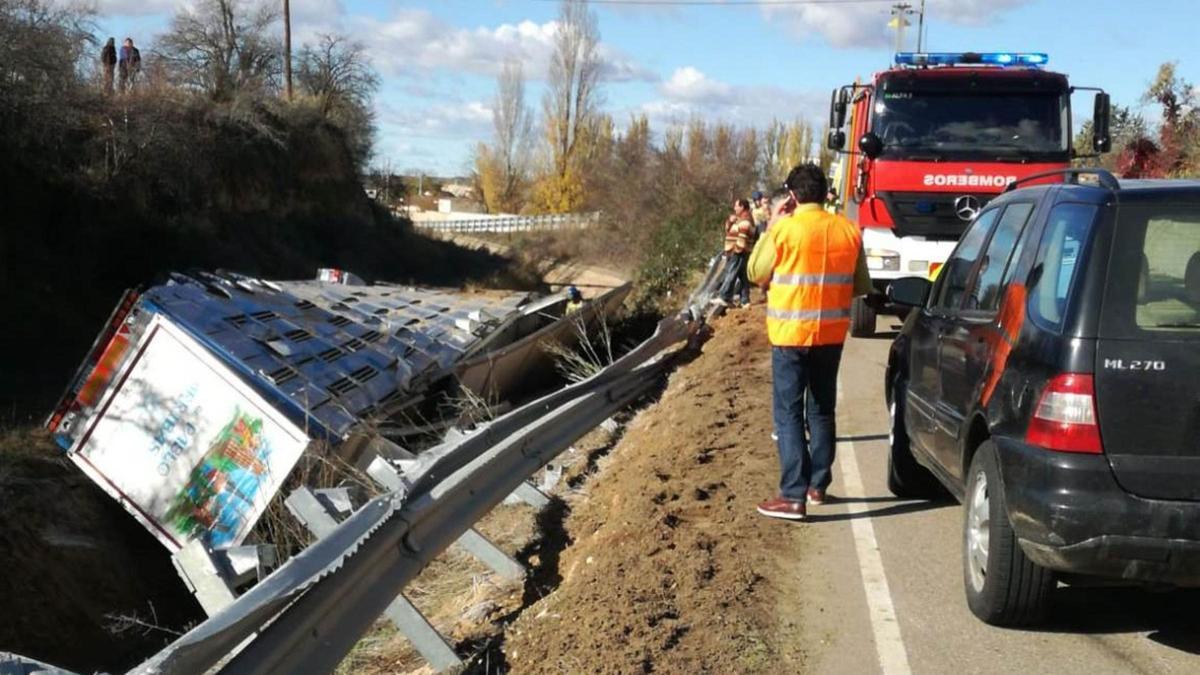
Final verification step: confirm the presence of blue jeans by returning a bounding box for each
[718,252,750,304]
[772,344,843,500]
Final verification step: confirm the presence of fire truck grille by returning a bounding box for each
[877,191,996,240]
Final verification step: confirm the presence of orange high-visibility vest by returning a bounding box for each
[766,207,862,347]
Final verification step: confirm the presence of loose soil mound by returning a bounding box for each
[502,307,807,673]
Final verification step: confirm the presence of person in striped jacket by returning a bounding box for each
[715,198,756,307]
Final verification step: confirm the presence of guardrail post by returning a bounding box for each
[510,481,552,509]
[171,541,238,616]
[285,488,463,672]
[452,529,526,581]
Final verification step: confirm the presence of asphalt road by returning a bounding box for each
[795,317,1200,675]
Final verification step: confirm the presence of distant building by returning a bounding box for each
[442,183,476,199]
[437,198,486,215]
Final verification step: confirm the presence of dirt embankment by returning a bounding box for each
[499,307,808,673]
[0,431,204,672]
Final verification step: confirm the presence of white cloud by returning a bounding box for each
[763,0,1031,49]
[90,0,179,17]
[345,10,656,84]
[378,99,495,142]
[660,66,735,105]
[642,66,827,129]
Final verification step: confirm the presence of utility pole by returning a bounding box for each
[889,3,913,54]
[916,0,926,52]
[283,0,293,101]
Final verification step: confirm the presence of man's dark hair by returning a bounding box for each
[784,163,828,204]
[734,198,751,211]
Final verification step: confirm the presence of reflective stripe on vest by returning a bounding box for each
[765,208,862,347]
[766,307,852,320]
[772,273,854,286]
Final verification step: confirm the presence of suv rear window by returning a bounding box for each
[1102,206,1200,338]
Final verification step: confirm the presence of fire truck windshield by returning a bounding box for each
[872,90,1069,161]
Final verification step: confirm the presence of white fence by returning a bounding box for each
[415,212,600,234]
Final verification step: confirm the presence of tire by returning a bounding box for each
[963,441,1055,626]
[886,377,944,499]
[850,296,877,337]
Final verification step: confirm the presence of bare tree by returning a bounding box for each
[0,0,95,168]
[543,0,603,180]
[295,33,377,115]
[489,59,532,212]
[294,33,379,168]
[0,0,94,106]
[158,0,281,101]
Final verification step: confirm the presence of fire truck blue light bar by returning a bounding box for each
[895,52,1049,67]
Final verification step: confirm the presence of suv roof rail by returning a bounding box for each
[1005,168,1120,192]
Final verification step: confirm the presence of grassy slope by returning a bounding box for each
[0,107,526,422]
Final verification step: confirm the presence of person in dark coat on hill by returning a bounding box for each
[118,38,141,93]
[101,38,117,95]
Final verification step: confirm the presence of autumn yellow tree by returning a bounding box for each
[474,59,532,213]
[533,0,603,213]
[473,143,505,213]
[762,118,816,185]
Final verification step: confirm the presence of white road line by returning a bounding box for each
[837,385,912,675]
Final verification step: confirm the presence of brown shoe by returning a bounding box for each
[756,496,806,521]
[807,488,830,505]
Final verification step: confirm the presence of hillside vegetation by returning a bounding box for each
[0,1,523,421]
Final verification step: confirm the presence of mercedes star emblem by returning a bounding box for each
[954,195,982,222]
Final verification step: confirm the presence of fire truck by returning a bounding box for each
[826,52,1112,336]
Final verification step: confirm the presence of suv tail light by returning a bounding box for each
[1025,373,1104,454]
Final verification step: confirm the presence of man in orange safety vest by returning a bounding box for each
[747,163,880,521]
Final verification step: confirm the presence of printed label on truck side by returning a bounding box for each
[923,174,1018,188]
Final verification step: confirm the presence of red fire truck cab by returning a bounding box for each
[826,52,1112,336]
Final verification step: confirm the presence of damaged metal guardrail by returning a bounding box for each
[131,319,701,675]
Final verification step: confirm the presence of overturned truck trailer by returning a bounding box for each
[45,270,628,599]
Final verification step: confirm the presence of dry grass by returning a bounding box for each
[0,425,61,460]
[249,444,387,561]
[542,312,615,384]
[336,503,536,675]
[445,386,501,430]
[332,425,619,674]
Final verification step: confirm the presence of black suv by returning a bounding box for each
[884,169,1200,626]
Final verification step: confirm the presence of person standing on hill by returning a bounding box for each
[715,198,755,307]
[118,38,141,93]
[100,38,117,96]
[748,163,879,521]
[751,190,770,236]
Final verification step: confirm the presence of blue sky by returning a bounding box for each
[93,0,1198,175]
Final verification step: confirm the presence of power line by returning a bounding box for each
[531,0,897,6]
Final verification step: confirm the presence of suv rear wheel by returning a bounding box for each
[887,377,943,498]
[963,441,1055,626]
